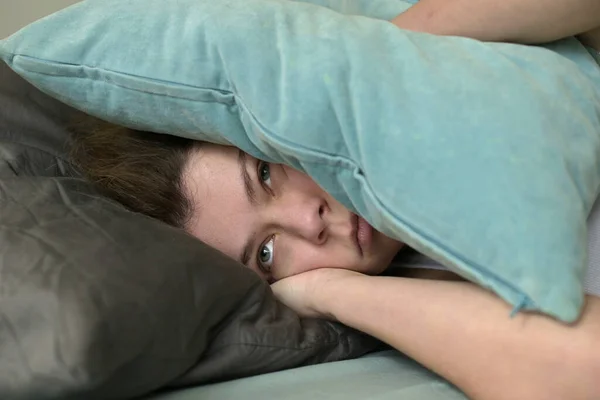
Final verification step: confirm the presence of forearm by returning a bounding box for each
[321,276,600,400]
[391,0,600,44]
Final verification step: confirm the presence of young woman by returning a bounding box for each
[71,115,599,400]
[71,2,600,399]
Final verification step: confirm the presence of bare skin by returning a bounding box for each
[272,270,600,400]
[391,0,600,47]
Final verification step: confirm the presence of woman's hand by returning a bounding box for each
[271,268,364,319]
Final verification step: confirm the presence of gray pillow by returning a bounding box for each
[0,62,378,400]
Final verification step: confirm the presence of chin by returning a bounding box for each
[366,237,405,275]
[362,257,394,276]
[370,263,390,276]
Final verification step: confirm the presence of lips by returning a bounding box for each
[351,213,373,256]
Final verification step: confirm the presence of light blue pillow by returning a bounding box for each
[2,0,600,322]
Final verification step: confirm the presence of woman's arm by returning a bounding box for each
[391,0,600,45]
[273,270,600,400]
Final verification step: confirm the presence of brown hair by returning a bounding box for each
[69,116,198,229]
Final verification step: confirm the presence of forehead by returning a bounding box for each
[183,144,252,262]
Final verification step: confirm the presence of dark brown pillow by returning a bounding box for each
[0,62,378,400]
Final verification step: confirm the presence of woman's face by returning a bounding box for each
[183,144,404,282]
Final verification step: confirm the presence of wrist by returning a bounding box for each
[313,271,372,320]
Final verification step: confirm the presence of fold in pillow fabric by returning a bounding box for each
[2,0,600,322]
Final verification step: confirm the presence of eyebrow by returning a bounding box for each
[238,150,256,267]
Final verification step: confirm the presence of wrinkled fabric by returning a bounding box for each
[0,62,378,400]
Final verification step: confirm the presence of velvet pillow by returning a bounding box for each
[2,0,600,322]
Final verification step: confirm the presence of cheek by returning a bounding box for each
[275,240,320,279]
[275,239,358,280]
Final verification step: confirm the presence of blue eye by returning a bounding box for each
[258,237,274,273]
[258,162,271,187]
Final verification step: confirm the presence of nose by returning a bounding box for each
[272,195,328,245]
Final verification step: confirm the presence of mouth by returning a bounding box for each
[351,213,373,257]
